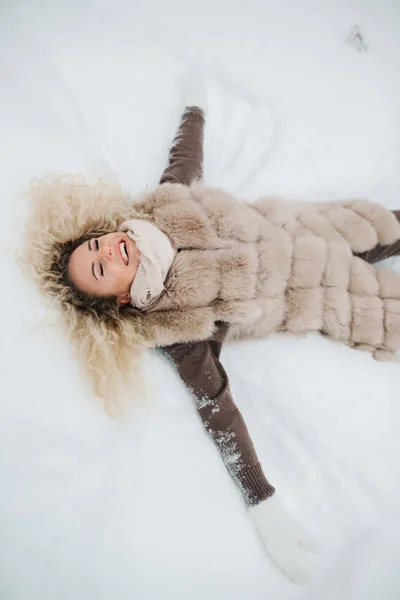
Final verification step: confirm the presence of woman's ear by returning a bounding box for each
[117,293,132,306]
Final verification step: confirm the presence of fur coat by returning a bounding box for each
[129,182,400,360]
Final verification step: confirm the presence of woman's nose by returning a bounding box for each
[100,244,113,261]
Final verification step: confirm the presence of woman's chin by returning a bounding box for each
[126,236,138,265]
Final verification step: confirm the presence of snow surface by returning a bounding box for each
[1,0,400,598]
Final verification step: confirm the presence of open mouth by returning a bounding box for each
[119,240,129,265]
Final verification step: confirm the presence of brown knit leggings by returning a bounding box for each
[356,210,400,264]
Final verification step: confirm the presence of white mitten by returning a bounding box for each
[179,70,207,112]
[249,495,319,585]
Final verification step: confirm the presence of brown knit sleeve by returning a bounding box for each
[159,106,204,186]
[162,323,275,506]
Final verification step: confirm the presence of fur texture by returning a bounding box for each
[134,184,400,360]
[21,175,400,405]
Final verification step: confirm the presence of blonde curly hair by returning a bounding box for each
[19,173,153,415]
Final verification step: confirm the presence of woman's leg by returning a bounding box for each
[356,210,400,264]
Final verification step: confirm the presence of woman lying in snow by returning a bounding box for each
[22,79,400,584]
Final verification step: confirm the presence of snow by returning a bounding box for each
[1,0,400,598]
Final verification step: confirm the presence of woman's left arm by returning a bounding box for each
[159,106,205,186]
[159,72,207,186]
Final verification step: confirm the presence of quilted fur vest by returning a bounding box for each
[128,183,400,360]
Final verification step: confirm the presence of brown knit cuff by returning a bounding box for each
[236,463,275,507]
[185,105,205,118]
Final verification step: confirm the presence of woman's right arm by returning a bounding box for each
[163,327,318,583]
[163,322,276,507]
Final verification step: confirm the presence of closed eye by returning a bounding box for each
[94,239,99,251]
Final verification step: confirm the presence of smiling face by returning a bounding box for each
[68,232,140,304]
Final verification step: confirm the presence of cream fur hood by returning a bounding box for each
[130,183,400,360]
